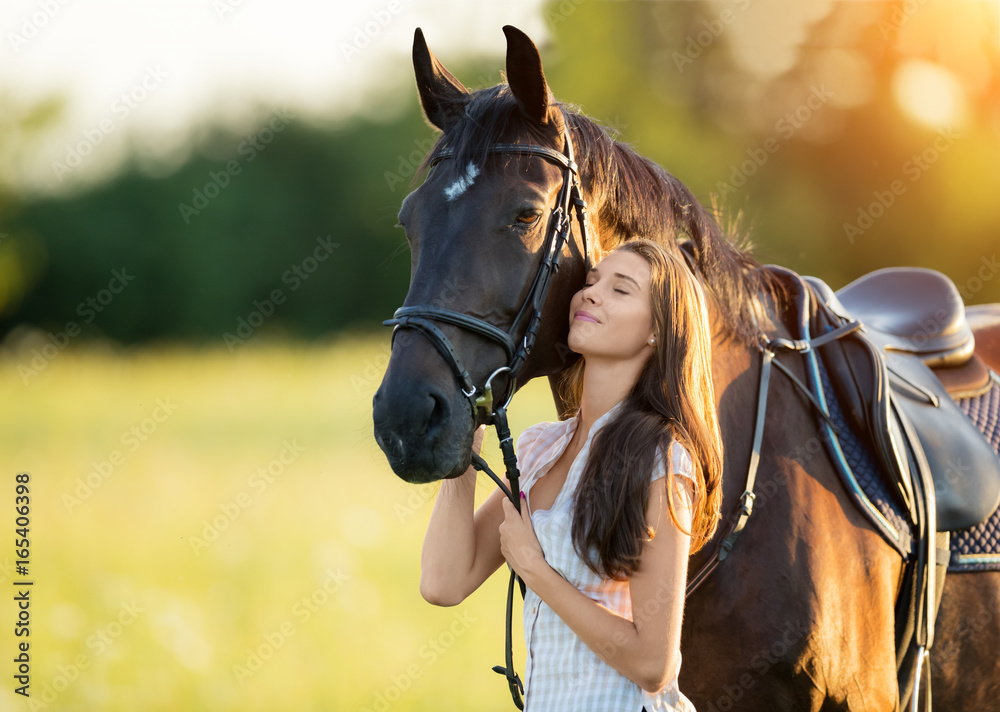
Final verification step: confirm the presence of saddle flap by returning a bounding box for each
[810,281,1000,532]
[884,351,1000,531]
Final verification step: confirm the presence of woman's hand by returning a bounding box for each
[499,495,549,586]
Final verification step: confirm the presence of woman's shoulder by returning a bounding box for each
[652,439,696,484]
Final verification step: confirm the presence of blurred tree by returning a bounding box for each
[3,2,998,347]
[2,108,431,344]
[0,91,64,321]
[540,0,1000,301]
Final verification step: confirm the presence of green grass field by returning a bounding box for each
[0,334,560,711]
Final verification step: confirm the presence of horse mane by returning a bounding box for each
[416,83,785,347]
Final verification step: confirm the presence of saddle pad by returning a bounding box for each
[949,376,1000,572]
[814,354,914,557]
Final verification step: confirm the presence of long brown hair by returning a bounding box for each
[562,239,724,580]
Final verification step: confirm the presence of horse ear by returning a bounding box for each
[412,28,469,132]
[503,25,554,126]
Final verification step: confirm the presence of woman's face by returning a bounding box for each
[567,250,655,361]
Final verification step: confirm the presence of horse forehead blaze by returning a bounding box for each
[443,162,481,202]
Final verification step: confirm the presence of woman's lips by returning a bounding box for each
[574,310,600,323]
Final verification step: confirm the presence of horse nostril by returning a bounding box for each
[424,388,450,439]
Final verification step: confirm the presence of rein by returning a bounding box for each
[384,121,590,710]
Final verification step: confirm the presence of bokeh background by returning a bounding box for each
[1,0,998,709]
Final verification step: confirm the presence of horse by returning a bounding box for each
[372,26,1000,711]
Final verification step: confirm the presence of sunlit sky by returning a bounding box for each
[1,0,997,194]
[1,0,550,193]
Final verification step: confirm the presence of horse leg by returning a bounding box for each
[930,572,1000,708]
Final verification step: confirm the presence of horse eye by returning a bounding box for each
[516,211,541,225]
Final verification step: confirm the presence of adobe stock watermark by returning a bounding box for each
[21,600,144,709]
[384,137,435,192]
[188,439,306,555]
[232,568,350,685]
[6,0,72,53]
[394,482,438,523]
[715,84,834,196]
[843,126,960,243]
[51,64,168,182]
[958,254,1000,301]
[339,0,405,62]
[351,342,392,395]
[877,0,931,40]
[178,106,296,224]
[359,610,477,712]
[212,0,246,21]
[222,234,339,351]
[702,620,810,712]
[545,0,587,26]
[0,558,14,586]
[62,398,179,513]
[18,267,136,384]
[672,0,751,72]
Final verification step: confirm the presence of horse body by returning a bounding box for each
[373,26,1000,711]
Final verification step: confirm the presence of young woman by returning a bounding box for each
[420,239,724,711]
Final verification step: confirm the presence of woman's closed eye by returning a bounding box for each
[581,281,628,294]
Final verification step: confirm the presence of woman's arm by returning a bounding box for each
[500,475,693,693]
[419,427,510,606]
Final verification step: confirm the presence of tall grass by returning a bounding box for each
[0,334,558,711]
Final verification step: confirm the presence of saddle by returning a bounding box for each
[814,267,994,399]
[775,265,1000,709]
[806,268,1000,532]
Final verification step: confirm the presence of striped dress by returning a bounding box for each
[516,402,698,712]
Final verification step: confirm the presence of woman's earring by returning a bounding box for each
[649,337,656,345]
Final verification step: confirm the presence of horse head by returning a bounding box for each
[372,27,592,483]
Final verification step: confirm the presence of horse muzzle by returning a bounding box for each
[372,355,475,483]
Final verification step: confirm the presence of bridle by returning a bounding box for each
[385,124,590,419]
[383,120,591,710]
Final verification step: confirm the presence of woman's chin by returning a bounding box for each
[566,333,587,356]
